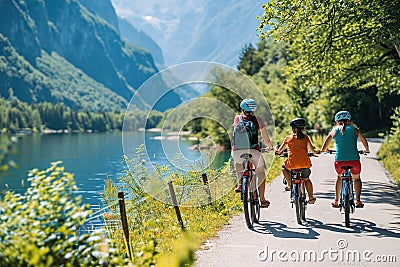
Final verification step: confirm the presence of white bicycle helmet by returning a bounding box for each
[240,99,257,112]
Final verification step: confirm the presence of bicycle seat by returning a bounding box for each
[291,169,302,173]
[341,166,353,170]
[240,153,252,158]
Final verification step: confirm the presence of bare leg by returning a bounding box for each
[303,178,314,199]
[256,166,267,202]
[235,162,243,185]
[282,167,291,187]
[352,173,362,202]
[335,176,341,201]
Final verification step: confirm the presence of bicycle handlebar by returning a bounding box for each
[239,148,272,159]
[261,147,273,153]
[275,151,318,157]
[325,149,370,155]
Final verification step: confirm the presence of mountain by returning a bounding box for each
[0,0,181,111]
[79,0,119,31]
[78,0,165,66]
[118,18,164,66]
[111,0,266,67]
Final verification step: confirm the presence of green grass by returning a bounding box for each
[378,135,400,186]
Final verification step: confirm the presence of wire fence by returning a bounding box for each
[81,163,236,237]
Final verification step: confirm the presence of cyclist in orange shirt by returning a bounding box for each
[275,118,319,204]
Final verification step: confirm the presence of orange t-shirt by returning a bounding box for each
[283,134,312,169]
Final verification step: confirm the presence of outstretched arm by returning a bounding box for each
[355,128,370,153]
[275,140,287,155]
[260,127,273,150]
[321,129,334,152]
[307,137,320,154]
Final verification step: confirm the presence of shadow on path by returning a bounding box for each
[253,220,320,239]
[314,181,400,205]
[308,218,400,238]
[250,216,400,240]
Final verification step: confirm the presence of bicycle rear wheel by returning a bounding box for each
[344,194,350,227]
[300,198,306,222]
[242,176,254,229]
[294,185,303,224]
[301,184,306,222]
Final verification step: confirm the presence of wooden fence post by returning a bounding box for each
[118,192,133,260]
[202,173,212,203]
[167,181,185,230]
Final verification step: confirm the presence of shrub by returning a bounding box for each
[378,107,400,185]
[0,162,127,267]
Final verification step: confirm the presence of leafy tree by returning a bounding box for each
[257,0,400,138]
[145,110,164,129]
[258,0,400,94]
[237,44,265,76]
[0,98,125,133]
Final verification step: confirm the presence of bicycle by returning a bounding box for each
[279,151,317,224]
[326,150,369,227]
[239,148,269,229]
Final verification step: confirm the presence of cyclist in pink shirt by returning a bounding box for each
[231,99,273,208]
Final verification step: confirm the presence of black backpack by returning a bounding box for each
[232,115,258,149]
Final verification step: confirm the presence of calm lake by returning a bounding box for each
[0,131,230,206]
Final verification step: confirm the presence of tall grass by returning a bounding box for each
[377,107,400,185]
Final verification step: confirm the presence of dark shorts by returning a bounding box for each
[282,165,311,178]
[334,160,361,175]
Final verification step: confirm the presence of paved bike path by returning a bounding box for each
[195,139,400,266]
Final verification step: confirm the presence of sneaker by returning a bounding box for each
[331,200,339,208]
[308,197,316,204]
[356,200,364,208]
[260,199,270,208]
[235,184,242,193]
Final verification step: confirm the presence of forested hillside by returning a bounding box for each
[0,0,182,112]
[0,97,164,133]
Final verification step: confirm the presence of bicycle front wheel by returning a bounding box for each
[250,178,260,224]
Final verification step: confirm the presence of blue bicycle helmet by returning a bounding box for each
[335,111,351,121]
[240,99,257,112]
